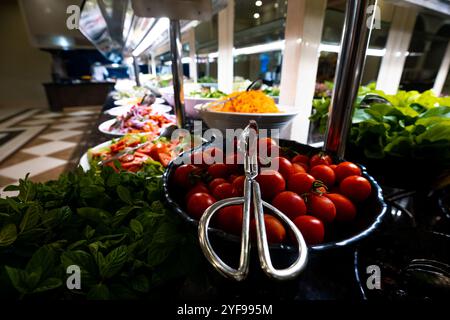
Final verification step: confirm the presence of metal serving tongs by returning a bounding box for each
[198,121,308,281]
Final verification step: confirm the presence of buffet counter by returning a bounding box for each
[43,81,115,111]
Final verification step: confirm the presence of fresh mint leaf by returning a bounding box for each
[129,219,143,235]
[99,245,128,279]
[19,204,42,233]
[0,224,17,247]
[87,283,110,300]
[116,185,132,204]
[4,266,30,294]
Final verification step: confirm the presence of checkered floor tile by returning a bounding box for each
[0,106,102,198]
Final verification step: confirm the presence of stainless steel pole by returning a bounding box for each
[169,19,186,128]
[133,56,141,86]
[324,0,377,158]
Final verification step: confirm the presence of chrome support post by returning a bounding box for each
[324,0,377,158]
[169,19,186,128]
[133,56,141,87]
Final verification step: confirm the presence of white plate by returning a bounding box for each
[105,104,172,117]
[114,97,165,106]
[98,119,125,136]
[79,140,112,172]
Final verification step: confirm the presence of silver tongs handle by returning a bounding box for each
[198,121,308,281]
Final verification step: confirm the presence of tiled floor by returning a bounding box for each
[0,106,102,197]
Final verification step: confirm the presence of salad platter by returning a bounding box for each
[99,104,176,136]
[105,104,172,117]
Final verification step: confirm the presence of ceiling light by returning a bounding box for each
[255,1,262,6]
[253,13,260,19]
[132,18,170,57]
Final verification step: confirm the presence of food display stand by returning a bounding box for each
[0,0,448,305]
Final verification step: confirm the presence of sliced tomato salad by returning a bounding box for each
[88,134,180,173]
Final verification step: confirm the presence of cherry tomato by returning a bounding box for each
[212,183,235,200]
[292,163,307,174]
[310,165,336,187]
[186,193,216,220]
[340,175,372,202]
[291,154,309,165]
[287,173,315,195]
[173,164,198,189]
[325,193,357,221]
[251,214,286,244]
[258,138,279,158]
[309,153,333,168]
[256,170,286,200]
[334,161,362,182]
[272,191,306,220]
[225,153,242,174]
[231,175,245,196]
[293,215,324,245]
[209,178,227,191]
[185,183,209,202]
[190,151,206,167]
[207,163,228,179]
[203,147,224,165]
[214,205,243,235]
[329,164,337,170]
[272,156,294,180]
[307,193,336,223]
[258,137,277,149]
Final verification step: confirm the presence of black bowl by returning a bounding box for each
[354,229,450,300]
[163,138,388,252]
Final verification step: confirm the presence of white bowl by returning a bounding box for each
[195,104,300,133]
[162,93,218,119]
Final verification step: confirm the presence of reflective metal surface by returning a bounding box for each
[170,20,186,128]
[324,0,377,158]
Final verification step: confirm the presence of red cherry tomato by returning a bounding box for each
[186,193,216,220]
[190,151,206,167]
[287,173,315,195]
[292,163,307,174]
[251,214,286,244]
[225,153,241,174]
[334,161,362,182]
[203,147,224,165]
[185,183,209,202]
[212,183,235,200]
[329,164,337,170]
[309,153,333,168]
[291,154,309,165]
[340,175,372,202]
[209,178,227,191]
[293,215,325,245]
[214,205,243,235]
[325,193,357,221]
[272,156,294,180]
[232,175,245,196]
[307,193,336,223]
[310,165,336,187]
[256,170,286,200]
[173,164,198,189]
[272,191,306,220]
[207,163,228,179]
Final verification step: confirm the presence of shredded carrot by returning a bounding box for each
[209,90,280,113]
